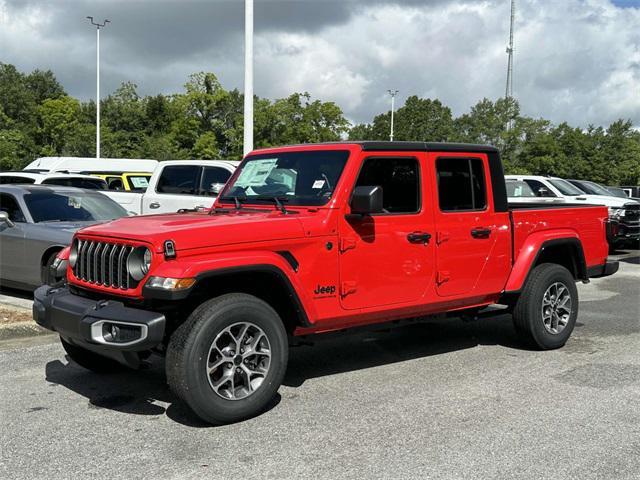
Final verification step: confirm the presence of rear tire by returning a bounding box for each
[61,337,129,373]
[41,250,60,285]
[512,263,578,350]
[166,293,288,425]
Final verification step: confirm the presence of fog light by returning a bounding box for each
[91,320,147,346]
[102,322,141,343]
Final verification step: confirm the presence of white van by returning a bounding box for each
[23,157,159,174]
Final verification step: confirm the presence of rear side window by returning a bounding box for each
[506,180,536,198]
[0,176,36,184]
[200,167,231,196]
[355,157,420,214]
[523,179,556,197]
[41,178,107,190]
[156,166,200,194]
[436,157,486,211]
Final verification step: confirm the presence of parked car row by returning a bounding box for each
[506,175,640,246]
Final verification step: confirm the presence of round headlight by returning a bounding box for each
[127,247,152,281]
[143,248,152,275]
[69,240,78,268]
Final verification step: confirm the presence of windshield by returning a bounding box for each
[606,187,628,198]
[549,179,585,196]
[220,150,349,206]
[24,191,127,223]
[506,180,536,197]
[578,181,614,196]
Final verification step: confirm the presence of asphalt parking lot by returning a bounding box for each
[1,250,638,480]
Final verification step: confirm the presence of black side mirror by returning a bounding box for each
[350,186,383,215]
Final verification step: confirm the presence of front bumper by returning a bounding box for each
[33,285,166,367]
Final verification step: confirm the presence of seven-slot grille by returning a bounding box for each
[73,239,139,290]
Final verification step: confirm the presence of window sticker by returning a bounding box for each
[312,179,325,189]
[235,159,278,188]
[68,196,82,209]
[131,177,149,188]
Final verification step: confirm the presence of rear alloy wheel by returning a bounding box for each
[166,293,288,425]
[512,263,578,350]
[541,282,572,335]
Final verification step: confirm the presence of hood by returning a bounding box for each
[35,220,104,234]
[567,194,638,207]
[76,209,308,251]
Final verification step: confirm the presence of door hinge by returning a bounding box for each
[436,231,450,245]
[339,237,357,253]
[436,271,450,285]
[341,281,357,297]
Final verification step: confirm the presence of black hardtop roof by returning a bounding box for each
[357,141,499,153]
[253,141,499,154]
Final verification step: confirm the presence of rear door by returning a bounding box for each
[432,153,500,297]
[142,164,204,213]
[142,165,234,213]
[338,153,435,310]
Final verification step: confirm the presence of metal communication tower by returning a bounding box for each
[505,0,515,99]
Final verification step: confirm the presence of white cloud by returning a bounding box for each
[0,0,638,128]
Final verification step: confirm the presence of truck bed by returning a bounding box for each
[509,203,610,271]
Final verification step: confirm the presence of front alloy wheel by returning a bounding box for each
[207,322,271,400]
[166,293,288,425]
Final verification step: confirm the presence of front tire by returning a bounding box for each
[166,293,288,425]
[512,263,578,350]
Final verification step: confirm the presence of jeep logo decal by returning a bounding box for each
[314,284,336,297]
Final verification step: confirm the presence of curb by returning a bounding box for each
[0,321,54,341]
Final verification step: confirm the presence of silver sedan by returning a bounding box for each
[0,185,128,290]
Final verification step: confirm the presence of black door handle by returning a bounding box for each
[407,232,432,244]
[471,227,492,239]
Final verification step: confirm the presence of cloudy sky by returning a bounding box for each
[1,0,639,127]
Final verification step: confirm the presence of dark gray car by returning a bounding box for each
[0,185,128,290]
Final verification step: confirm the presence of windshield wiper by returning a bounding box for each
[254,196,289,214]
[215,195,246,213]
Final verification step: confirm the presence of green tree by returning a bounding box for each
[36,96,82,155]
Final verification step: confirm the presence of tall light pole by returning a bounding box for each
[87,16,110,160]
[387,89,399,142]
[243,0,254,156]
[505,0,515,100]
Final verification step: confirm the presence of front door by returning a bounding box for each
[0,193,27,284]
[432,154,498,297]
[338,154,435,310]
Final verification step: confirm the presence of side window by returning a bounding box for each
[156,165,200,195]
[0,176,36,184]
[436,157,487,211]
[42,178,107,190]
[200,167,231,196]
[524,179,556,197]
[0,193,26,222]
[355,157,420,214]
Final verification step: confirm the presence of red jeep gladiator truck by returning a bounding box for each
[34,141,618,424]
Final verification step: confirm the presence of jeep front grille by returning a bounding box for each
[73,240,138,290]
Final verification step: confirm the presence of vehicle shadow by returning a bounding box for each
[284,314,525,387]
[45,314,526,426]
